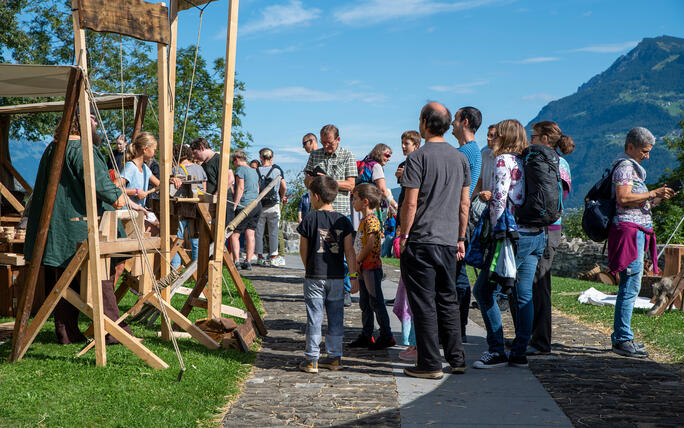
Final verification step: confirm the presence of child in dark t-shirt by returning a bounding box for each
[297,176,358,373]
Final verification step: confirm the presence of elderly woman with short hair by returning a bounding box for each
[608,127,675,358]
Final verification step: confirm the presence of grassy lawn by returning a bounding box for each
[381,257,400,267]
[0,267,261,427]
[550,277,684,363]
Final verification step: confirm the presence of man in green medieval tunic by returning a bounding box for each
[24,116,135,344]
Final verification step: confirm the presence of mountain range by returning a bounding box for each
[527,35,683,207]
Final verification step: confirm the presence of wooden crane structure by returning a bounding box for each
[8,0,265,370]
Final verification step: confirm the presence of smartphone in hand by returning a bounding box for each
[666,179,683,192]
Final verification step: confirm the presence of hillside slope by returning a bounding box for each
[527,35,683,207]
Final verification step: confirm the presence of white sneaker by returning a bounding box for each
[270,255,286,266]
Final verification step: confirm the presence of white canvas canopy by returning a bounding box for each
[0,64,77,98]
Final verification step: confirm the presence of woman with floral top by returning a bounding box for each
[472,119,547,369]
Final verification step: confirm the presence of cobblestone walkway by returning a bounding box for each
[222,264,400,427]
[470,304,684,427]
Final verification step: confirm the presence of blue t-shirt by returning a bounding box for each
[235,165,259,205]
[121,160,153,206]
[298,193,311,218]
[457,140,481,197]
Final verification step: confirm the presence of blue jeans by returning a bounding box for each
[381,235,395,257]
[612,230,645,345]
[474,231,546,356]
[304,278,345,360]
[358,268,392,339]
[170,220,199,269]
[401,319,416,346]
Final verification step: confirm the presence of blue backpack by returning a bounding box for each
[465,207,492,268]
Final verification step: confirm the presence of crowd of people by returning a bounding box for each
[295,102,677,378]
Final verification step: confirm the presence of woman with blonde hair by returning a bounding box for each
[120,132,182,219]
[472,119,547,370]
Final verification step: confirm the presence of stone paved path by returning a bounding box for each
[221,262,400,426]
[223,257,683,427]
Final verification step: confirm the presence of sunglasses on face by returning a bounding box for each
[384,153,391,159]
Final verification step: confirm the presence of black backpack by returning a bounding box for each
[581,163,621,242]
[257,165,282,208]
[514,144,563,227]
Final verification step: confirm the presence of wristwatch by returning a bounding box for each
[458,237,466,242]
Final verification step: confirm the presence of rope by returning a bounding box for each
[119,35,125,137]
[657,214,684,261]
[177,7,205,167]
[81,69,186,375]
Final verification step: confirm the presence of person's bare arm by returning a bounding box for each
[616,184,673,207]
[299,236,308,267]
[399,187,419,253]
[304,173,314,189]
[473,177,482,198]
[343,234,359,293]
[297,211,303,223]
[375,177,391,199]
[338,176,355,192]
[457,186,470,260]
[395,166,404,181]
[279,176,287,199]
[233,177,244,209]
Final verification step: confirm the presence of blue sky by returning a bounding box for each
[10,0,684,189]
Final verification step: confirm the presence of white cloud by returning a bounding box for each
[264,45,300,55]
[245,86,387,103]
[428,80,488,94]
[582,10,592,17]
[505,56,561,64]
[240,1,321,35]
[334,0,503,25]
[522,93,557,102]
[567,41,638,53]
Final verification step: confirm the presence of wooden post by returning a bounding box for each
[130,95,148,143]
[9,68,82,362]
[157,2,175,339]
[72,5,107,367]
[207,0,240,319]
[0,115,13,192]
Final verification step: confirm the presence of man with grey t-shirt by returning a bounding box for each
[399,102,470,379]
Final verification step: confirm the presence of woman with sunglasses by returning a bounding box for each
[352,143,398,230]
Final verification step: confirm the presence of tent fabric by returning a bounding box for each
[0,94,139,115]
[0,64,78,98]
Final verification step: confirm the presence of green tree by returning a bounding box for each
[652,117,684,244]
[281,171,307,222]
[0,0,250,149]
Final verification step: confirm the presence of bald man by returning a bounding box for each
[399,102,470,379]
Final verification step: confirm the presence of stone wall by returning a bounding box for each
[282,221,300,253]
[552,235,665,279]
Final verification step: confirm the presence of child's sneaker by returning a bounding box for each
[369,335,396,350]
[472,351,508,369]
[319,356,343,371]
[270,255,286,267]
[348,334,374,348]
[398,346,417,361]
[299,359,318,373]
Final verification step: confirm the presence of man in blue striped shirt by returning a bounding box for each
[451,106,483,341]
[452,107,482,197]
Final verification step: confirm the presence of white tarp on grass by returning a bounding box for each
[578,287,655,310]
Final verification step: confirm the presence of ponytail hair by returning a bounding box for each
[531,121,575,155]
[125,132,157,162]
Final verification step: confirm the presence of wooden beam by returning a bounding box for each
[99,237,161,255]
[64,288,169,369]
[187,297,248,319]
[9,67,83,363]
[158,1,178,341]
[208,0,241,320]
[76,0,170,45]
[223,252,267,336]
[73,6,107,366]
[146,295,219,349]
[130,95,148,142]
[0,182,24,214]
[2,159,33,195]
[15,243,88,361]
[176,0,214,12]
